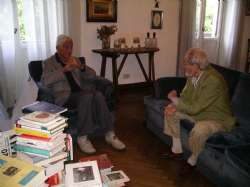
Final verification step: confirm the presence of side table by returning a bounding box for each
[92,47,160,94]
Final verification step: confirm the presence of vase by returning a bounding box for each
[102,37,111,49]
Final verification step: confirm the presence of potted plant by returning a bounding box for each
[97,25,118,49]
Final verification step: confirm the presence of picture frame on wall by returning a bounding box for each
[86,0,117,22]
[151,10,163,29]
[246,0,250,16]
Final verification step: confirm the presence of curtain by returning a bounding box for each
[177,0,244,74]
[0,0,68,108]
[177,0,197,75]
[0,0,16,108]
[218,0,244,68]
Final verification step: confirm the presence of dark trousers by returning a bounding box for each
[64,91,114,136]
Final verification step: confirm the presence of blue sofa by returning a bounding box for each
[144,63,250,187]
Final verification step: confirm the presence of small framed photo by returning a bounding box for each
[86,0,117,22]
[102,170,130,185]
[246,0,250,16]
[65,161,102,187]
[151,10,163,29]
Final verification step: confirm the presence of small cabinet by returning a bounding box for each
[245,39,250,73]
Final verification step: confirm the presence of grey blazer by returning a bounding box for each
[41,55,95,106]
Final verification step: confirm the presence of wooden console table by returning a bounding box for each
[92,47,160,92]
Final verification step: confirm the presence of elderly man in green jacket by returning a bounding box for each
[164,48,235,172]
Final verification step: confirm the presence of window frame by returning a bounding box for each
[196,0,224,39]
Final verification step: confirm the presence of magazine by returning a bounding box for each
[22,101,67,114]
[0,154,45,187]
[102,170,129,187]
[65,161,102,187]
[21,111,59,124]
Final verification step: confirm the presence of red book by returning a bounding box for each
[79,154,113,172]
[19,134,51,141]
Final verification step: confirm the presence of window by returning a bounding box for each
[195,0,223,39]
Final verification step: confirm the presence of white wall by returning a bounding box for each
[68,0,180,84]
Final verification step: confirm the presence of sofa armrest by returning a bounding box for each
[154,77,186,99]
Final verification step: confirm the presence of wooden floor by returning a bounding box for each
[74,87,215,187]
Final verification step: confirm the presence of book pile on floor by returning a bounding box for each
[13,111,73,182]
[63,154,130,187]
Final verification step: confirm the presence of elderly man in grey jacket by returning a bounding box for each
[41,34,125,154]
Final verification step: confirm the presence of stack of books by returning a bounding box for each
[13,111,73,178]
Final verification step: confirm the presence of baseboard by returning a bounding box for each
[118,82,153,91]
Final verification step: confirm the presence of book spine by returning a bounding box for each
[16,142,55,151]
[16,123,50,133]
[19,134,51,142]
[15,127,51,138]
[35,152,68,166]
[17,120,48,130]
[20,117,67,128]
[17,136,66,150]
[15,143,66,159]
[15,144,50,157]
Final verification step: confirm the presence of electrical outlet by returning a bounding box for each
[123,74,130,79]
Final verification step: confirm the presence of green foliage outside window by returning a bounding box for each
[16,0,26,41]
[204,4,214,33]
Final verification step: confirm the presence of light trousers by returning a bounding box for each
[164,112,225,158]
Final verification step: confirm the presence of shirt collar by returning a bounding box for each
[192,71,203,88]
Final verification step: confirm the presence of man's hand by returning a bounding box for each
[167,90,179,106]
[167,90,177,99]
[62,57,81,72]
[164,104,176,117]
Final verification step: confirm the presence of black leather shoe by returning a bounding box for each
[160,151,183,160]
[179,163,196,177]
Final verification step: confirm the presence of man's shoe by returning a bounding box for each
[161,151,183,160]
[77,136,96,154]
[179,163,196,177]
[105,133,126,150]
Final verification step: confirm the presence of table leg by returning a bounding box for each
[112,56,118,94]
[100,55,107,77]
[149,52,155,81]
[148,54,152,81]
[117,54,128,78]
[135,54,149,82]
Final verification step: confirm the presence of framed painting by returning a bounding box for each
[151,10,163,29]
[246,0,250,16]
[86,0,117,22]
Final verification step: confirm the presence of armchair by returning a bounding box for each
[27,57,116,139]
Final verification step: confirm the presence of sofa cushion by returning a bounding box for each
[231,73,250,128]
[211,64,241,100]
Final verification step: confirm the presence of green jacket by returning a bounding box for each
[176,65,236,131]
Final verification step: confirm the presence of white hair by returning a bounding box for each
[56,34,72,47]
[184,48,209,69]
